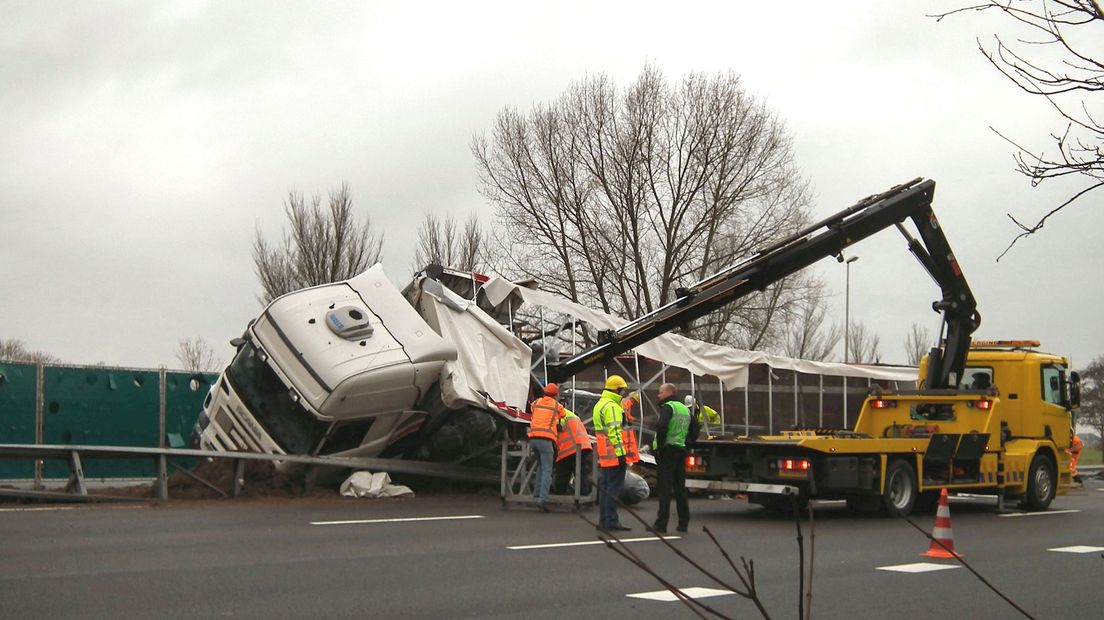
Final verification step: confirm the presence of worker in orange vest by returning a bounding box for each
[529,383,567,512]
[593,375,631,531]
[1069,434,1084,484]
[552,410,593,496]
[621,391,641,466]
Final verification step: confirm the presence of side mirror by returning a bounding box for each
[1068,371,1081,409]
[229,337,246,349]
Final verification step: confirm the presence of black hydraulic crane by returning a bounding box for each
[546,177,980,390]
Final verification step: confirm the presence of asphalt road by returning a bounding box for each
[2,478,1102,619]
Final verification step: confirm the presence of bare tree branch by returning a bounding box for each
[252,183,384,303]
[935,2,1103,251]
[473,66,814,349]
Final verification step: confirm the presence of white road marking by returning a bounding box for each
[1048,545,1104,554]
[627,587,734,601]
[509,536,680,550]
[876,562,961,574]
[0,506,77,513]
[310,515,484,526]
[998,509,1081,518]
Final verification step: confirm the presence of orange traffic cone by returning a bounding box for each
[921,488,962,558]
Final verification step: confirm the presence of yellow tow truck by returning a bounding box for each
[541,177,1079,516]
[688,340,1080,515]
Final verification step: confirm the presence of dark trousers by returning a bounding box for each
[552,451,593,496]
[655,446,689,530]
[598,463,626,528]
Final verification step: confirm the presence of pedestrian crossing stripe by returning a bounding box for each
[627,587,735,601]
[876,562,961,573]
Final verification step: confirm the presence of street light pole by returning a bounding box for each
[844,255,859,364]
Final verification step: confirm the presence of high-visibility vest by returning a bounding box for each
[528,396,561,442]
[593,390,625,468]
[555,415,592,462]
[621,399,640,465]
[655,400,692,448]
[1069,434,1083,475]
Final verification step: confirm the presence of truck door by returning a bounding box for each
[1040,364,1072,450]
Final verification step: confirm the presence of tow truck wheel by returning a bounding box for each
[1023,454,1056,511]
[881,460,918,517]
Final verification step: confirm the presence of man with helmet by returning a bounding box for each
[529,382,568,512]
[593,374,631,531]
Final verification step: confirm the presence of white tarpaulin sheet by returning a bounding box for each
[340,471,414,498]
[482,277,917,388]
[414,278,532,410]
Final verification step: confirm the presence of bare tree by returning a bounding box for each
[846,321,882,364]
[413,212,485,272]
[252,182,384,304]
[0,338,58,364]
[903,322,934,366]
[175,336,219,372]
[473,66,813,349]
[1077,355,1104,450]
[781,279,842,361]
[936,2,1103,257]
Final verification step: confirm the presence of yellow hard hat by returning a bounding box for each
[628,391,640,402]
[605,375,628,391]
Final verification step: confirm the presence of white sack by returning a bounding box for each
[620,471,651,505]
[340,471,415,498]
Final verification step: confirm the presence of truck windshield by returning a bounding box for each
[225,341,326,454]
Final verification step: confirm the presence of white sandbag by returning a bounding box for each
[620,471,650,505]
[340,471,414,498]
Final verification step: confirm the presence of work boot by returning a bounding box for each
[652,522,667,534]
[676,524,688,533]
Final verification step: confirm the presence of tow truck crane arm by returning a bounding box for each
[546,177,979,387]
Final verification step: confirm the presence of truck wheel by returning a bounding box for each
[1023,454,1056,511]
[881,460,918,517]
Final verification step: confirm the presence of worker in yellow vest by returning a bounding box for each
[552,411,593,495]
[593,375,631,531]
[528,383,567,512]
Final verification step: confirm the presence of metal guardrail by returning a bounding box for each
[0,443,499,502]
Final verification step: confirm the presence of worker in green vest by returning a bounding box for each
[652,382,700,534]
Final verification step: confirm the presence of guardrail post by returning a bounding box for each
[232,459,246,497]
[156,454,169,500]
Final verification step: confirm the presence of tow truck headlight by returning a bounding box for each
[773,457,811,478]
[685,454,706,474]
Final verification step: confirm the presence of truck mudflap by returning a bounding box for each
[685,479,799,496]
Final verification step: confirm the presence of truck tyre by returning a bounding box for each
[1023,454,1056,511]
[881,460,918,517]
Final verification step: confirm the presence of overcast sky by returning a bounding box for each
[2,1,1101,371]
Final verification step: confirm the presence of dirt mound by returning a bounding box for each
[167,459,339,499]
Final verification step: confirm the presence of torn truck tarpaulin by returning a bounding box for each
[482,277,916,387]
[412,275,532,411]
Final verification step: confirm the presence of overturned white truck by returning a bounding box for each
[192,265,534,468]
